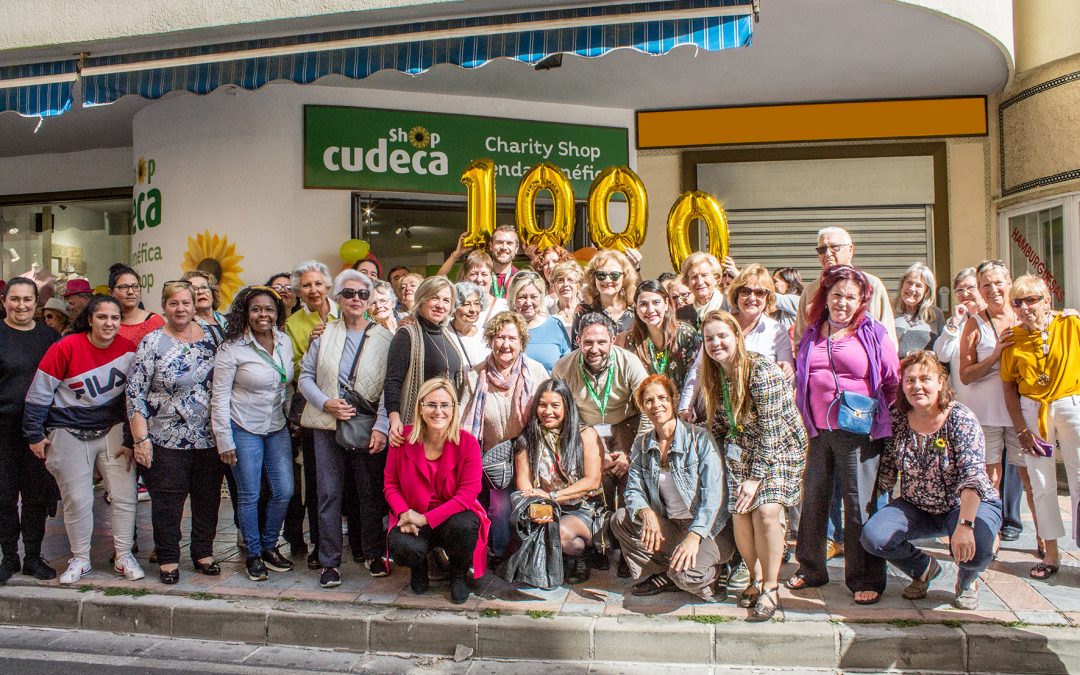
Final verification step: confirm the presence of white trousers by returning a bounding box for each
[1020,395,1080,541]
[44,426,136,560]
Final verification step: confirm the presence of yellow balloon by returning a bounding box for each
[460,158,496,248]
[666,191,730,272]
[587,166,648,252]
[339,239,370,264]
[515,163,575,249]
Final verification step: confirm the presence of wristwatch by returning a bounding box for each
[958,518,975,529]
[549,490,558,502]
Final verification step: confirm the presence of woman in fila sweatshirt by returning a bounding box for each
[24,295,145,585]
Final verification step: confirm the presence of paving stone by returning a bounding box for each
[172,595,269,642]
[47,629,164,656]
[369,608,477,657]
[593,616,711,664]
[146,635,260,663]
[476,613,593,661]
[965,622,1080,674]
[0,625,69,648]
[837,623,964,672]
[714,620,836,669]
[80,591,180,635]
[244,644,361,671]
[0,585,80,629]
[266,601,372,650]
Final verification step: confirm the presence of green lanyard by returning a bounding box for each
[492,274,508,299]
[646,339,669,375]
[579,353,614,421]
[252,340,286,383]
[720,373,742,439]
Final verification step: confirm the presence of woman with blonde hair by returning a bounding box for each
[384,377,489,604]
[508,271,570,372]
[727,264,794,380]
[699,310,807,619]
[1002,275,1080,580]
[572,249,639,345]
[547,261,583,332]
[676,252,727,329]
[892,262,945,358]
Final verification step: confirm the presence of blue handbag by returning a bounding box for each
[824,335,878,436]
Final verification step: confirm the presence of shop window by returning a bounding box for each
[1006,205,1066,308]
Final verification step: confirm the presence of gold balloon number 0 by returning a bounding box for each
[666,191,729,272]
[515,163,576,250]
[586,166,648,252]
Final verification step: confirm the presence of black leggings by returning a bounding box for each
[389,511,479,576]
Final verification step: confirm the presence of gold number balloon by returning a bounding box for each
[587,166,648,252]
[460,158,496,248]
[666,190,730,272]
[515,163,575,249]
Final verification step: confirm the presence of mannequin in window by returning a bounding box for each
[19,259,55,305]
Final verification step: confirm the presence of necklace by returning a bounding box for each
[1034,319,1052,387]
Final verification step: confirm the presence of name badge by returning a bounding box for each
[725,440,742,462]
[594,423,612,438]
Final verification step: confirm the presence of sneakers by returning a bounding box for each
[320,567,341,588]
[0,556,19,584]
[826,540,845,560]
[261,547,294,572]
[137,484,151,502]
[22,554,56,581]
[903,557,942,600]
[955,579,980,610]
[60,558,92,585]
[366,557,390,578]
[246,555,268,581]
[113,553,146,581]
[729,561,751,588]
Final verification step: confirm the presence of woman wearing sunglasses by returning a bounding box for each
[298,270,394,588]
[728,265,794,382]
[572,249,639,346]
[1002,275,1080,580]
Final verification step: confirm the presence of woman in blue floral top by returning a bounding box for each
[127,280,222,585]
[861,351,1001,610]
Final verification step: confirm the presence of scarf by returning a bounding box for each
[463,353,533,445]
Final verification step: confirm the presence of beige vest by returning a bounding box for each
[300,320,392,430]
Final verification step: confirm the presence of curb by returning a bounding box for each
[1,585,1078,672]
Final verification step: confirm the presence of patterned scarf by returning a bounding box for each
[463,353,533,444]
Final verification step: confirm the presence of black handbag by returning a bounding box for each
[482,439,515,489]
[335,326,379,451]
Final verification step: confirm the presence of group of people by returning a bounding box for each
[0,222,1076,620]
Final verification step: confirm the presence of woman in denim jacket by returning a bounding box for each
[611,374,729,602]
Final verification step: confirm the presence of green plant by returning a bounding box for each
[889,619,923,628]
[188,592,216,601]
[480,608,501,618]
[679,615,735,624]
[942,620,963,628]
[527,610,555,619]
[103,587,149,598]
[77,585,94,593]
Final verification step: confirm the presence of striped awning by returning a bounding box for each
[1,0,753,117]
[0,60,78,117]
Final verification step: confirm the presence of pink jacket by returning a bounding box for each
[384,427,490,578]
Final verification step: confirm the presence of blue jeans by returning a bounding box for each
[232,423,294,558]
[861,497,1002,591]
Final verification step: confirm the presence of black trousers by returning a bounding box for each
[795,430,887,594]
[389,511,480,576]
[313,430,387,567]
[283,427,363,554]
[144,445,224,565]
[0,427,57,558]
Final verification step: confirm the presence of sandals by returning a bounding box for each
[747,588,779,622]
[737,583,762,609]
[631,572,678,596]
[853,591,881,605]
[1030,561,1059,580]
[784,574,826,591]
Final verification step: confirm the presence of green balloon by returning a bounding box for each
[339,239,370,264]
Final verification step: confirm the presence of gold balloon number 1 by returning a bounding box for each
[459,160,728,270]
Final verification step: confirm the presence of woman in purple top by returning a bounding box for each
[787,265,899,604]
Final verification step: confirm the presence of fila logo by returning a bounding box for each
[69,368,128,400]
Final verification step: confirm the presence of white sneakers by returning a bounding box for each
[59,558,92,585]
[113,553,146,581]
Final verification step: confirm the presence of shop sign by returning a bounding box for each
[304,105,629,198]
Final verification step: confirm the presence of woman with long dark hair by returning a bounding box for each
[508,378,604,585]
[622,280,701,394]
[109,263,164,346]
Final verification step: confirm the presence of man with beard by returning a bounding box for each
[488,225,520,300]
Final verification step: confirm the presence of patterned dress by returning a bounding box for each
[623,321,702,393]
[710,352,808,510]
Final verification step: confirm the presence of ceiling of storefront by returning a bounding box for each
[0,0,1010,159]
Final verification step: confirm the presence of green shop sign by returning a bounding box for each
[303,105,629,198]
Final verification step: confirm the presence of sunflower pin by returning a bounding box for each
[933,437,947,451]
[408,126,431,149]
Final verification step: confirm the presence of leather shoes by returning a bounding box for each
[1000,527,1022,542]
[410,565,430,595]
[193,560,221,576]
[21,554,56,581]
[159,568,180,585]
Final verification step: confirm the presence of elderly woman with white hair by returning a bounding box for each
[892,262,945,358]
[449,281,490,368]
[385,276,471,447]
[675,251,728,330]
[298,269,394,587]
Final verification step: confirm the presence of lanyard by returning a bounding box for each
[252,339,286,383]
[646,339,669,375]
[579,353,614,421]
[720,372,741,439]
[492,274,508,299]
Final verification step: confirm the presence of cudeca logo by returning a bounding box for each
[322,126,448,176]
[132,156,162,232]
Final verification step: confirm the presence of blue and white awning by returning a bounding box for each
[0,0,754,117]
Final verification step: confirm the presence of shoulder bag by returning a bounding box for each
[825,334,878,436]
[336,325,379,451]
[482,439,515,490]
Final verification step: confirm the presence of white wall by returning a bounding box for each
[0,147,131,195]
[131,81,634,310]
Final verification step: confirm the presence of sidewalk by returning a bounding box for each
[1,486,1078,672]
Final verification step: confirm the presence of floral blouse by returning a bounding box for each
[623,320,702,392]
[878,403,998,514]
[126,321,218,449]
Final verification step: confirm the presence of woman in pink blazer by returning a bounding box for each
[385,377,490,604]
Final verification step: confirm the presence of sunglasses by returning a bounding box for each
[815,243,849,255]
[977,259,1007,273]
[594,271,623,282]
[339,288,371,300]
[269,284,291,293]
[1011,295,1043,308]
[737,287,769,299]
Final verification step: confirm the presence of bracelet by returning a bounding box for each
[133,436,149,445]
[1018,428,1032,437]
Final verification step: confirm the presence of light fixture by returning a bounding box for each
[8,248,20,263]
[7,227,17,235]
[410,245,423,249]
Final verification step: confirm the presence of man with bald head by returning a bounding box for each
[793,226,896,345]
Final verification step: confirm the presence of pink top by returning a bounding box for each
[807,333,872,431]
[383,426,490,578]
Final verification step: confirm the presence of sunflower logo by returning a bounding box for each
[934,437,947,450]
[408,126,431,149]
[182,230,245,306]
[136,158,148,184]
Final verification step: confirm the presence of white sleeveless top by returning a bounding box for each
[963,313,1012,426]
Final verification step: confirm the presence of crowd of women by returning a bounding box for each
[0,223,1077,621]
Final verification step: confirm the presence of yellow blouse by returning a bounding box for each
[284,299,340,368]
[1001,315,1080,438]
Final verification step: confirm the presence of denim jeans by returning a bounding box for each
[231,422,294,558]
[861,498,1002,591]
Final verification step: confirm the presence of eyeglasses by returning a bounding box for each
[421,402,453,412]
[737,287,769,299]
[338,288,370,300]
[674,291,693,302]
[1011,295,1043,308]
[815,243,850,255]
[270,284,291,293]
[594,271,623,282]
[954,284,978,296]
[112,283,141,292]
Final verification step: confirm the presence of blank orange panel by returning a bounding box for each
[636,98,987,148]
